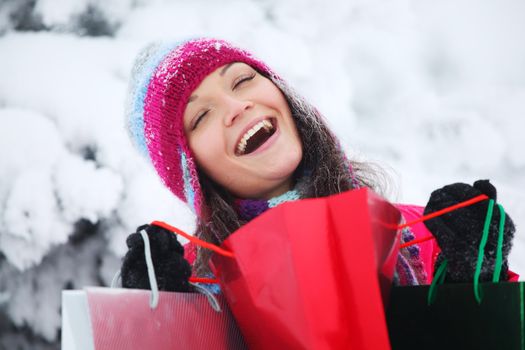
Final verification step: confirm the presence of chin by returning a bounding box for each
[268,147,303,179]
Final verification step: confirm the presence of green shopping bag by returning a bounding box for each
[386,281,525,350]
[387,195,524,349]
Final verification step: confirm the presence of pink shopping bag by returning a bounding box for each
[83,287,246,350]
[61,228,246,350]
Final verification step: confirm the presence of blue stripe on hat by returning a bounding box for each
[127,41,181,158]
[180,150,196,212]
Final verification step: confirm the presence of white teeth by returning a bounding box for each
[263,120,272,130]
[238,139,247,154]
[236,119,274,155]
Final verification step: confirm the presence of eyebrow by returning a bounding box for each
[188,63,237,104]
[220,62,236,76]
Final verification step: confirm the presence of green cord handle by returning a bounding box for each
[473,201,507,303]
[492,204,506,283]
[473,199,495,303]
[427,259,448,306]
[426,199,507,305]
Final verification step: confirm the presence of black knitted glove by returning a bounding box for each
[423,180,515,283]
[120,224,193,292]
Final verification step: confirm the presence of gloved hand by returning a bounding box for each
[120,224,193,292]
[423,180,515,283]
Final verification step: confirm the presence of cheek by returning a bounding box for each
[258,82,282,103]
[188,130,224,170]
[260,83,293,122]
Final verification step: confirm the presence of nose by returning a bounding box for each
[223,95,254,127]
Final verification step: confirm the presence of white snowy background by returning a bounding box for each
[0,0,524,347]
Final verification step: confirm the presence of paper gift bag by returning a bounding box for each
[62,290,96,350]
[62,287,246,350]
[386,282,525,350]
[209,188,401,350]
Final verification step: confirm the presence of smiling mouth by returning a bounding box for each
[235,118,276,156]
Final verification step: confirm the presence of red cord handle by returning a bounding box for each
[151,220,234,258]
[188,277,220,284]
[398,194,488,248]
[152,194,489,284]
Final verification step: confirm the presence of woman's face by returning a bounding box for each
[183,62,303,199]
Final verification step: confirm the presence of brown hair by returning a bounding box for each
[192,75,387,276]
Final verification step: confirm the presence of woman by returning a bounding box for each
[121,38,515,292]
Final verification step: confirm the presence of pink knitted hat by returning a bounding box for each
[126,38,279,216]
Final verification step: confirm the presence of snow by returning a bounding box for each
[0,108,69,270]
[0,0,524,344]
[34,0,88,26]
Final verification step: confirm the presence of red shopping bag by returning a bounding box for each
[209,188,401,350]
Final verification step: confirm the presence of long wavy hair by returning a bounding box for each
[192,74,387,276]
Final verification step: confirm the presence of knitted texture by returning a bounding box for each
[234,172,311,220]
[235,190,301,221]
[394,226,428,286]
[126,38,278,216]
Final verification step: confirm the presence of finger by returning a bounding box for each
[146,224,185,255]
[126,232,144,249]
[136,223,150,233]
[473,179,497,201]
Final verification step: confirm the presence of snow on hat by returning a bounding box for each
[126,38,278,216]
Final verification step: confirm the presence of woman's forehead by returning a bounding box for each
[214,62,253,78]
[188,62,255,101]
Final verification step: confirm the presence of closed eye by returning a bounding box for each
[233,73,256,90]
[192,110,209,130]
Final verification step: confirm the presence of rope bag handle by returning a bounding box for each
[151,194,492,285]
[427,200,507,305]
[111,228,222,311]
[153,195,490,256]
